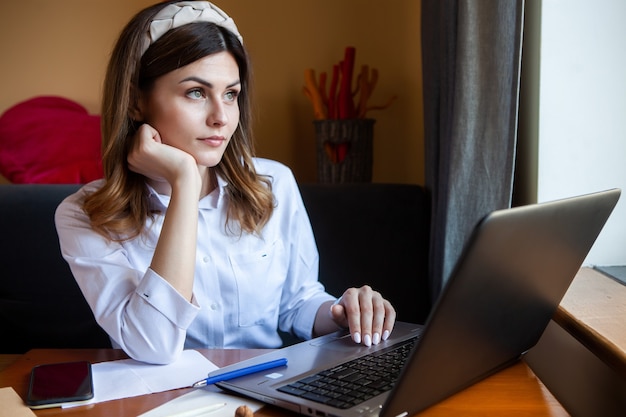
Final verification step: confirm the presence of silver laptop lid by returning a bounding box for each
[382,188,620,417]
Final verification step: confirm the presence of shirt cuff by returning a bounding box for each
[293,293,336,340]
[136,268,200,329]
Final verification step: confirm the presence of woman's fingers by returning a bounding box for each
[335,285,396,346]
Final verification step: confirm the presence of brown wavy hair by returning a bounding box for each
[84,1,273,241]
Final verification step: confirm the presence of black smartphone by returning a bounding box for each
[26,361,94,409]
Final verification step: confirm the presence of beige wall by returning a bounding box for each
[0,0,423,184]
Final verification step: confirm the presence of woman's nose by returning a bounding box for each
[207,102,227,126]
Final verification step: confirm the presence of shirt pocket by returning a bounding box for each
[228,239,287,327]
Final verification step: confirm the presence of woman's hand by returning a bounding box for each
[127,124,199,188]
[330,285,396,346]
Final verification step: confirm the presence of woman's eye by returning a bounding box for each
[225,90,239,102]
[187,89,205,99]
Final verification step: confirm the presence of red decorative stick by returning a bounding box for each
[338,47,356,119]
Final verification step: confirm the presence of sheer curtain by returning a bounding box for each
[421,0,525,300]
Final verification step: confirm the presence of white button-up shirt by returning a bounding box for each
[55,158,334,364]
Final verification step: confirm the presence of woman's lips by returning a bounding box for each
[199,136,225,147]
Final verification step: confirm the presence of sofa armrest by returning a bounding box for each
[0,184,111,353]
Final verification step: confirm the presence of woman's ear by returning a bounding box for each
[128,87,145,122]
[129,106,142,122]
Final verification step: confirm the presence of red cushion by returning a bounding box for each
[0,96,102,184]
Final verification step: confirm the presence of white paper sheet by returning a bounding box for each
[137,388,265,417]
[63,350,217,408]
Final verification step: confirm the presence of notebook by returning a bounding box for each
[215,188,621,417]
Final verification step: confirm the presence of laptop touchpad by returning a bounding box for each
[310,333,371,352]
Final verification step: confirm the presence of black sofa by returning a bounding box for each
[0,183,430,353]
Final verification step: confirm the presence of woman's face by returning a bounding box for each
[138,51,241,168]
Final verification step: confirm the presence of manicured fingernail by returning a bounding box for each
[372,332,381,345]
[382,330,390,341]
[363,334,372,347]
[353,332,361,344]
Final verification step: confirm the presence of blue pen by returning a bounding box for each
[191,358,288,388]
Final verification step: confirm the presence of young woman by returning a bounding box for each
[55,1,396,364]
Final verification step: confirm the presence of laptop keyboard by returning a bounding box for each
[277,336,418,409]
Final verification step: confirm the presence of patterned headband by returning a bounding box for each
[141,1,243,56]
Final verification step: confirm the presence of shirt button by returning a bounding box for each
[210,303,219,311]
[203,256,210,263]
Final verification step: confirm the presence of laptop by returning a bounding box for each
[214,188,621,417]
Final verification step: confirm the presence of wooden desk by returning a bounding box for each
[555,267,626,376]
[0,349,567,416]
[525,267,626,416]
